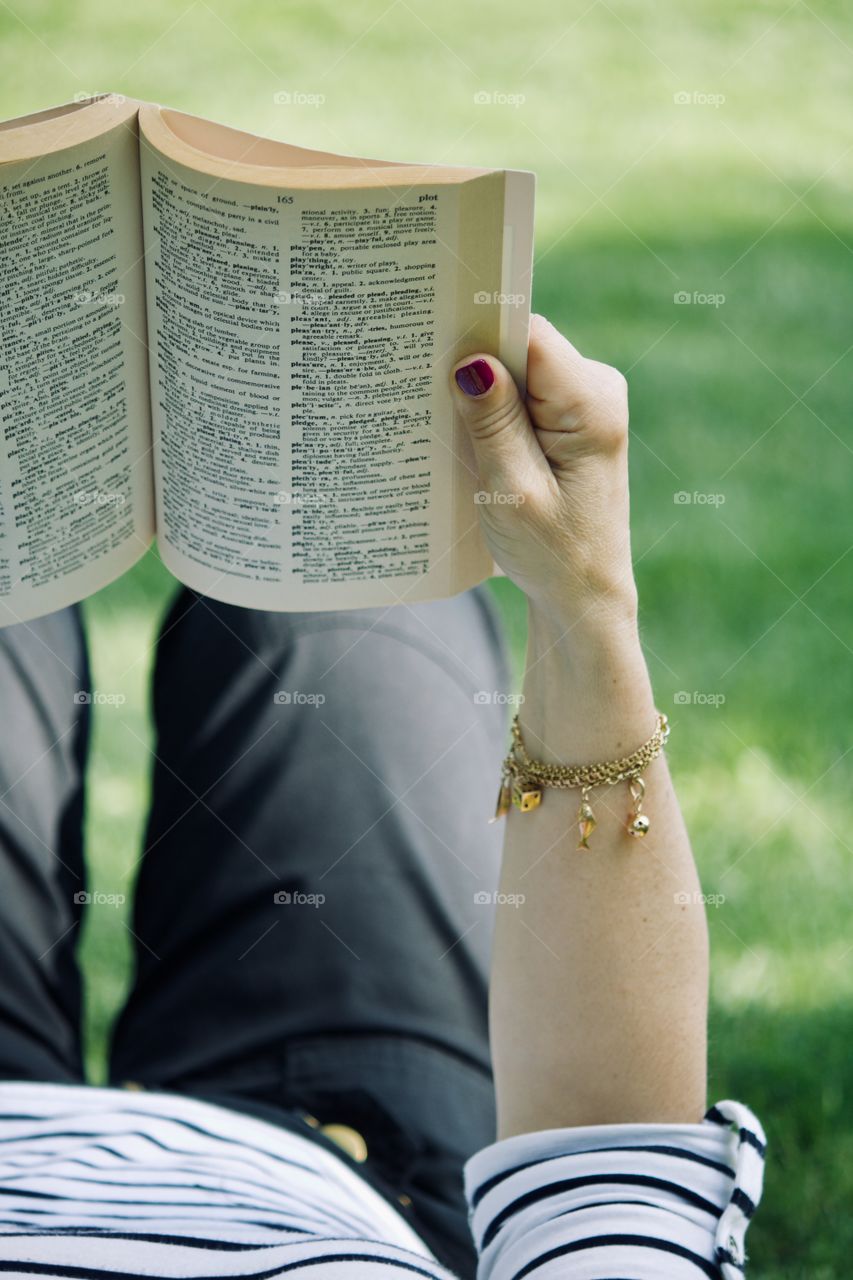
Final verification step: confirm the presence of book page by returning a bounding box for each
[0,99,154,627]
[139,106,533,611]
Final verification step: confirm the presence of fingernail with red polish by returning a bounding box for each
[455,358,495,397]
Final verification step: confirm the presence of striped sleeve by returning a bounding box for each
[464,1098,766,1279]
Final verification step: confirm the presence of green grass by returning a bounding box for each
[2,1,852,1274]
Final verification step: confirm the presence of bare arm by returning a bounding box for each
[451,319,709,1140]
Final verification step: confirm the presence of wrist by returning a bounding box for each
[520,595,657,764]
[525,583,641,667]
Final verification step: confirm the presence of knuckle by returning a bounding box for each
[541,361,629,452]
[582,360,630,453]
[466,398,520,442]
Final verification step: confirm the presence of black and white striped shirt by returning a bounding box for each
[0,1082,765,1278]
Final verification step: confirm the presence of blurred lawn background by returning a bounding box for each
[1,2,851,1275]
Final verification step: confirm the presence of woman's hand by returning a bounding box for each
[452,316,709,1138]
[450,314,637,635]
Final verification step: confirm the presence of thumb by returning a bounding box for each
[450,354,550,497]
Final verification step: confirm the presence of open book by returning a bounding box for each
[0,94,534,627]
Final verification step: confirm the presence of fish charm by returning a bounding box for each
[490,770,513,822]
[577,789,596,850]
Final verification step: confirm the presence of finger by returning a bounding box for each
[450,352,552,498]
[526,314,629,453]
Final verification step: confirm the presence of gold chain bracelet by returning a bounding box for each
[490,712,670,849]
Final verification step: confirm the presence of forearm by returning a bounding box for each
[490,598,709,1139]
